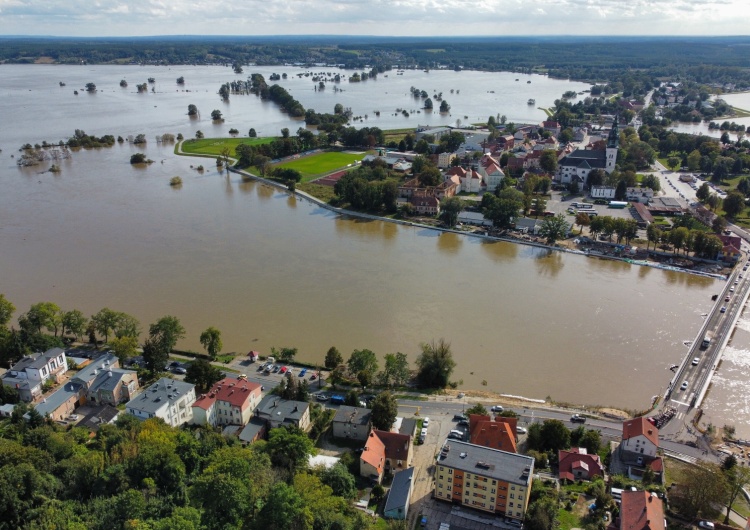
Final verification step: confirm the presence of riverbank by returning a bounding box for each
[216,160,728,282]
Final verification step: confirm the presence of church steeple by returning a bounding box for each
[607,116,620,149]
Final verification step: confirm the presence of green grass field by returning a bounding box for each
[273,151,368,182]
[180,137,273,157]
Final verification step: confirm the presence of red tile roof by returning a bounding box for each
[622,417,659,447]
[372,429,411,461]
[193,377,261,411]
[446,167,467,177]
[468,414,517,453]
[558,448,604,480]
[362,430,386,475]
[619,491,664,530]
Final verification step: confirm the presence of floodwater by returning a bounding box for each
[0,64,723,410]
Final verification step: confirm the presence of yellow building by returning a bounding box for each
[434,440,534,519]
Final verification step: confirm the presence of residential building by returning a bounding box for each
[478,154,505,192]
[398,418,418,438]
[718,234,743,263]
[621,417,659,458]
[360,429,413,483]
[384,467,415,520]
[542,120,562,136]
[192,377,263,427]
[468,414,517,453]
[438,152,456,168]
[2,347,68,401]
[617,491,665,530]
[411,195,440,216]
[626,187,654,204]
[254,395,311,431]
[558,448,604,481]
[514,218,541,235]
[72,354,139,406]
[79,405,120,432]
[459,168,484,193]
[434,440,534,519]
[591,186,616,200]
[458,211,492,227]
[332,405,372,441]
[34,381,82,421]
[238,417,267,444]
[126,378,196,427]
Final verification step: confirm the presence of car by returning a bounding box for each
[423,417,430,427]
[457,392,465,399]
[571,414,586,423]
[238,374,247,380]
[316,393,329,401]
[453,414,467,421]
[681,381,689,390]
[721,306,727,313]
[68,414,79,421]
[725,296,731,302]
[257,365,265,372]
[735,280,739,284]
[692,358,699,366]
[310,373,317,380]
[491,405,504,413]
[299,369,307,377]
[173,367,187,374]
[448,430,464,440]
[272,365,281,373]
[420,427,428,437]
[458,419,469,426]
[516,426,528,434]
[740,274,744,279]
[698,522,715,530]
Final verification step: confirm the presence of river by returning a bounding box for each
[0,64,728,413]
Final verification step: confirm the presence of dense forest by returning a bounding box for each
[2,36,750,89]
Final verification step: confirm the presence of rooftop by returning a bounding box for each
[384,466,414,513]
[436,440,534,486]
[34,381,82,417]
[193,377,262,410]
[333,405,372,426]
[623,417,659,447]
[619,491,664,530]
[255,394,309,424]
[12,347,66,372]
[72,353,119,385]
[127,378,195,415]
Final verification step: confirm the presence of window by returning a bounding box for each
[519,495,524,501]
[509,502,514,508]
[449,469,453,475]
[447,486,451,491]
[439,466,444,472]
[439,483,443,489]
[510,494,515,499]
[492,488,496,494]
[511,486,516,490]
[439,475,444,480]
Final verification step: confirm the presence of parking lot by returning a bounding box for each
[546,190,639,222]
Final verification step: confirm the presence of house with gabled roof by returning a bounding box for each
[557,117,619,185]
[621,417,659,458]
[478,154,505,191]
[332,405,372,442]
[469,414,517,453]
[2,347,68,401]
[384,466,414,520]
[615,491,665,530]
[718,234,742,263]
[254,394,311,432]
[126,378,196,427]
[558,447,604,482]
[192,377,262,427]
[360,429,413,483]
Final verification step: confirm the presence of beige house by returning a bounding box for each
[192,377,263,427]
[360,429,413,483]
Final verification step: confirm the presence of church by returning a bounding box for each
[556,117,619,187]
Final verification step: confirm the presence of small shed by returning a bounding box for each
[247,351,260,362]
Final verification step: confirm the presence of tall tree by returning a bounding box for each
[575,212,591,234]
[416,338,456,388]
[148,315,185,354]
[0,294,15,327]
[671,463,727,519]
[26,302,62,336]
[91,308,121,343]
[61,309,87,340]
[370,391,398,431]
[723,191,746,218]
[378,352,411,388]
[109,336,138,364]
[324,346,343,370]
[142,336,168,374]
[265,426,314,475]
[199,327,222,361]
[723,465,750,523]
[347,349,378,377]
[185,359,223,393]
[539,213,570,245]
[440,197,463,227]
[255,482,313,530]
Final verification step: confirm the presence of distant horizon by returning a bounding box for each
[1,34,749,40]
[1,0,748,38]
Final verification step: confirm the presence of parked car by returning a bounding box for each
[299,369,307,377]
[698,522,715,530]
[491,405,504,413]
[516,426,527,434]
[316,393,329,402]
[310,373,317,381]
[453,413,467,421]
[423,417,430,427]
[692,358,699,366]
[571,414,586,423]
[458,419,469,426]
[721,306,727,313]
[173,367,187,375]
[681,381,689,390]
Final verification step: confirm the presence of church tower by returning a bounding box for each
[605,116,619,174]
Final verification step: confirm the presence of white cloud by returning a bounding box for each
[0,0,746,35]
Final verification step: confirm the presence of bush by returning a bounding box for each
[130,153,149,164]
[170,176,182,186]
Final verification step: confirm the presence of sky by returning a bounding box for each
[0,0,747,37]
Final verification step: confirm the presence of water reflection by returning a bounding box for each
[534,249,564,278]
[436,232,463,255]
[479,239,519,263]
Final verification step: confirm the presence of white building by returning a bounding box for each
[590,186,616,200]
[126,378,196,427]
[621,417,658,458]
[626,187,654,204]
[192,377,262,427]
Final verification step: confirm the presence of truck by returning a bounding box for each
[701,331,713,349]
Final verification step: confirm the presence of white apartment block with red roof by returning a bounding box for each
[192,377,262,427]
